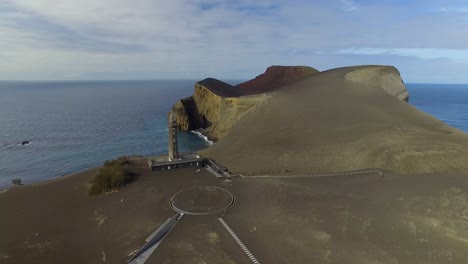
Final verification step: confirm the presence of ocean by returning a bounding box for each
[406,83,468,132]
[0,81,466,188]
[0,80,211,188]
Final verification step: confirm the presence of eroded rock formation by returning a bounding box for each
[345,66,409,101]
[171,66,319,141]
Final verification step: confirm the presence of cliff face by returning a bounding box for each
[171,66,319,141]
[172,82,269,140]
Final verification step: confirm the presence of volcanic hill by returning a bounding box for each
[201,65,468,175]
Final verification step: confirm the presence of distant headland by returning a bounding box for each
[171,65,318,140]
[172,64,468,175]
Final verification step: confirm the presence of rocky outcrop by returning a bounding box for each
[172,83,270,140]
[345,66,409,102]
[171,66,319,141]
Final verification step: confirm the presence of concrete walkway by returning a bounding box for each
[128,213,183,264]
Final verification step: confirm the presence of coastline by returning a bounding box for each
[3,66,468,263]
[0,155,148,192]
[1,80,467,192]
[0,79,197,191]
[0,167,100,193]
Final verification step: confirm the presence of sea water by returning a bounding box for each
[0,80,211,188]
[0,81,466,188]
[406,84,468,132]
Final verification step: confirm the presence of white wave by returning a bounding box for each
[190,131,213,145]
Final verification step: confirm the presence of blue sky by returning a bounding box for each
[1,0,468,83]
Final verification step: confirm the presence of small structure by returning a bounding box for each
[168,112,179,161]
[148,111,205,171]
[148,154,204,171]
[148,111,230,178]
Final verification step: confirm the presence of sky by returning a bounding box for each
[1,0,468,83]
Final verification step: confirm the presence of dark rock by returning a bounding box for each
[12,178,22,185]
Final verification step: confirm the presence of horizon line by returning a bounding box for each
[1,79,468,86]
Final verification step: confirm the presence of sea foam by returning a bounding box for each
[190,131,213,145]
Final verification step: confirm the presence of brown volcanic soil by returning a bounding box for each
[197,65,319,97]
[0,159,239,264]
[196,78,243,97]
[236,65,319,94]
[2,160,468,263]
[202,65,468,175]
[225,172,468,264]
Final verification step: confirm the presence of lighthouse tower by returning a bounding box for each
[168,111,180,161]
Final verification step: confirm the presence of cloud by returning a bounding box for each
[335,48,468,61]
[340,0,358,11]
[438,7,468,13]
[1,0,468,82]
[0,0,290,79]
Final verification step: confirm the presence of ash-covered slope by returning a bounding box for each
[202,65,468,175]
[171,66,318,141]
[237,65,319,94]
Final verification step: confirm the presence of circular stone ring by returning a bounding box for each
[169,186,234,215]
